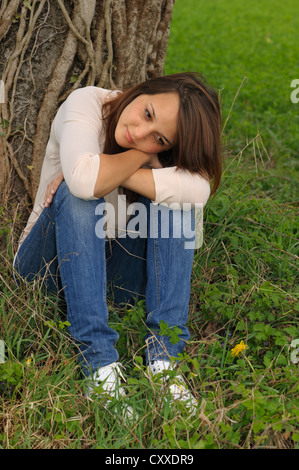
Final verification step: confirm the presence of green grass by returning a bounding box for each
[165,0,299,169]
[0,0,298,450]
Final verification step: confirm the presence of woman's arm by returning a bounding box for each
[43,151,159,206]
[93,150,156,199]
[121,168,156,200]
[151,166,211,208]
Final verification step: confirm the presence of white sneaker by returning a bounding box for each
[85,362,137,421]
[85,362,127,399]
[148,360,198,412]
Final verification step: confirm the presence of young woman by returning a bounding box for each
[14,73,222,412]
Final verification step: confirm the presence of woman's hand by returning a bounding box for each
[43,171,64,207]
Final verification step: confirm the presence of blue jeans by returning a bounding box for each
[14,182,195,376]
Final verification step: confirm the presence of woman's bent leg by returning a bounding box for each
[13,205,61,293]
[105,197,195,364]
[145,200,195,364]
[14,182,119,375]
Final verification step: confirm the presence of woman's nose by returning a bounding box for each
[134,124,150,140]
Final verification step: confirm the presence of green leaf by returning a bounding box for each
[24,0,32,10]
[69,74,79,84]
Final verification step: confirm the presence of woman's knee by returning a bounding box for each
[147,203,195,249]
[53,181,104,226]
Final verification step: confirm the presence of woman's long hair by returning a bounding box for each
[102,72,222,200]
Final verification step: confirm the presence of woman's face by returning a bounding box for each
[115,92,179,154]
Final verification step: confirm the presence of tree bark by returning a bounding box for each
[0,0,174,212]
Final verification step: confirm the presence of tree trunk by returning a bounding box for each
[0,0,174,215]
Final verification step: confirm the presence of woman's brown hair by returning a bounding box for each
[102,72,222,198]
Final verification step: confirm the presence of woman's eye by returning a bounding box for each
[157,136,165,147]
[145,109,165,147]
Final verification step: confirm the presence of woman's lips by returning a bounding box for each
[126,128,134,145]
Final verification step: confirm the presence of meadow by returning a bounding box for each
[0,0,298,449]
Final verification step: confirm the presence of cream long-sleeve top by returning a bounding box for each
[18,86,210,247]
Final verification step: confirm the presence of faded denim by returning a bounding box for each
[14,182,195,375]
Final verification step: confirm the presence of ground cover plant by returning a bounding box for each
[0,0,298,449]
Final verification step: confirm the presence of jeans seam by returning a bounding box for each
[153,238,160,309]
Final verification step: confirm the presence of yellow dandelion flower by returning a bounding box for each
[25,358,32,365]
[231,340,248,357]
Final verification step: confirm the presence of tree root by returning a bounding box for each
[0,0,174,204]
